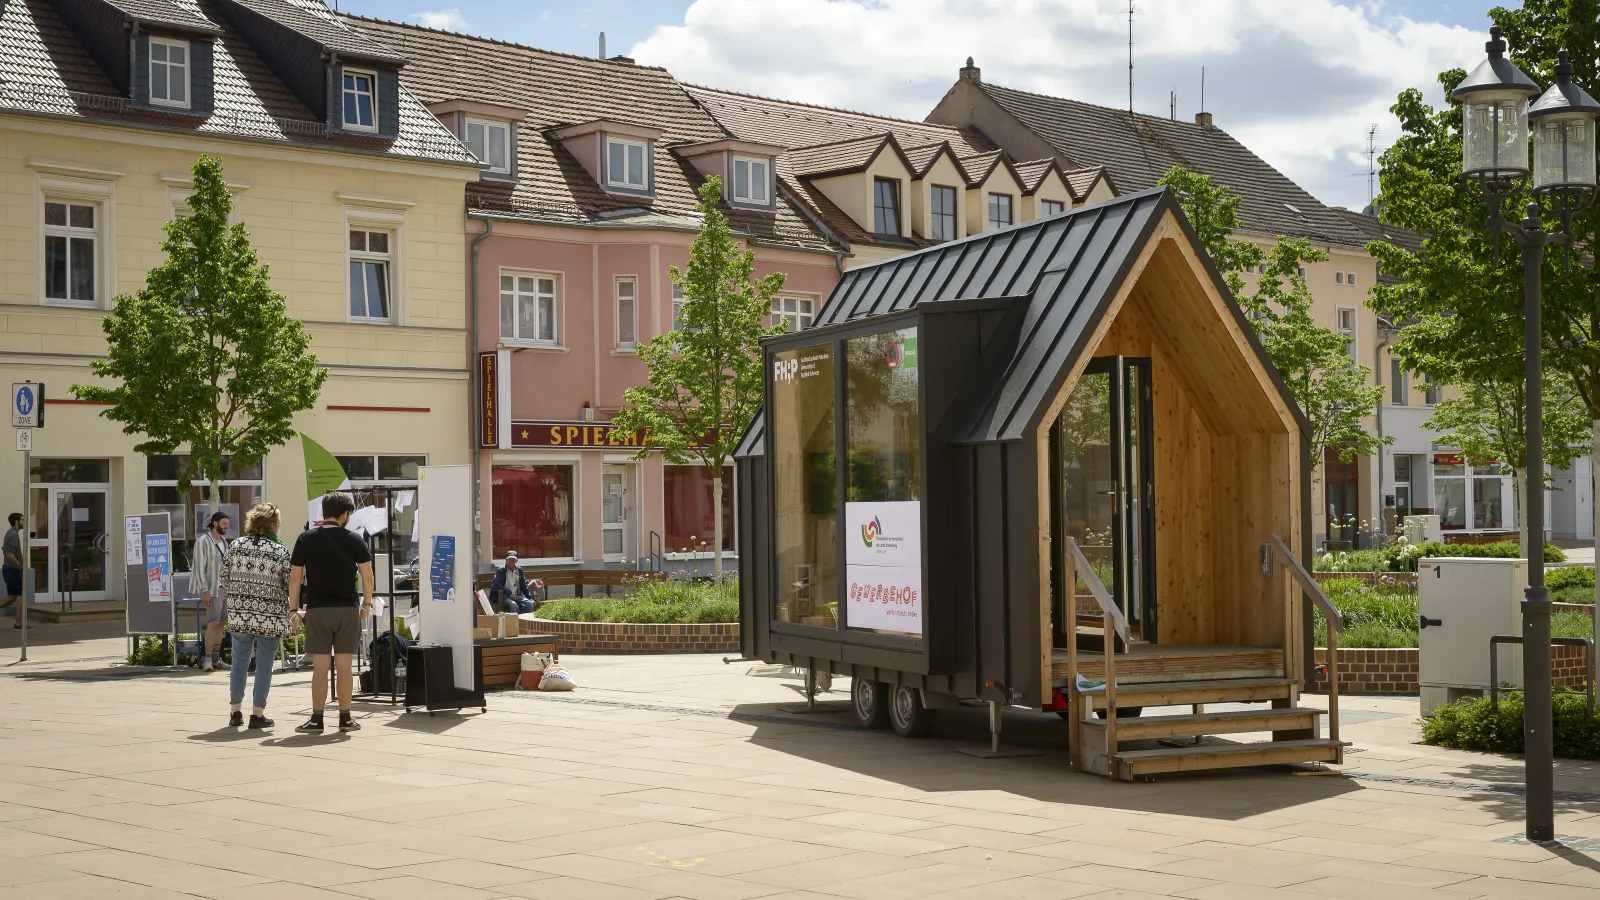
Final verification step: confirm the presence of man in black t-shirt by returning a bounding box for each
[289,492,374,733]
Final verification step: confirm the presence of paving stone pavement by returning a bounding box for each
[6,624,1600,898]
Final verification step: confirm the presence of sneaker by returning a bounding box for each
[337,714,361,732]
[228,710,243,728]
[248,714,274,730]
[201,657,214,672]
[295,717,324,734]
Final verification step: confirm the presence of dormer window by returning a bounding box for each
[342,69,377,132]
[873,178,900,235]
[149,38,190,109]
[606,137,649,190]
[465,118,511,174]
[732,155,770,204]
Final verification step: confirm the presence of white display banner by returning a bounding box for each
[846,564,923,635]
[845,501,921,567]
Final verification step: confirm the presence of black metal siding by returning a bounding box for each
[378,68,400,138]
[212,0,327,119]
[50,0,131,94]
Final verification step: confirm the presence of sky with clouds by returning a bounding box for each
[337,0,1504,212]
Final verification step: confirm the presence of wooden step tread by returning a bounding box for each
[1060,648,1285,684]
[1083,677,1296,710]
[1083,707,1323,741]
[1113,739,1342,778]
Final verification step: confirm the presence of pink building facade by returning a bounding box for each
[470,220,839,568]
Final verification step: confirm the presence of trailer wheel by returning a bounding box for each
[889,685,934,738]
[851,678,890,729]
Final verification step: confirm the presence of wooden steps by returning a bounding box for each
[1111,739,1343,779]
[1081,707,1322,742]
[1057,645,1285,685]
[1081,677,1296,710]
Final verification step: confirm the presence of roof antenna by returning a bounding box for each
[1169,89,1176,121]
[1127,0,1135,115]
[599,31,606,59]
[1366,123,1378,207]
[1200,66,1205,117]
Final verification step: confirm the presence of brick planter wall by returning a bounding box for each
[1310,644,1592,695]
[525,618,739,654]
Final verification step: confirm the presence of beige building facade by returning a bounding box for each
[0,0,479,604]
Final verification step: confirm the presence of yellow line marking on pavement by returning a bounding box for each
[637,846,705,868]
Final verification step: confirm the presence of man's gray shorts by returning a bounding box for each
[303,606,361,655]
[205,588,226,623]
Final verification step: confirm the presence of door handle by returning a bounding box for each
[1419,615,1442,629]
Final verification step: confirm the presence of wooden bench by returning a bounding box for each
[476,568,666,605]
[474,634,559,689]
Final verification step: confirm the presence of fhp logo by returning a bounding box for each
[774,358,800,384]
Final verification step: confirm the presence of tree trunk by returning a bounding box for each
[712,469,724,580]
[1592,421,1600,647]
[1516,467,1529,561]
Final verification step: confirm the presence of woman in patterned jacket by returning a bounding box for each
[220,503,292,730]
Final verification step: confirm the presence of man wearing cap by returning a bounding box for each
[491,551,535,614]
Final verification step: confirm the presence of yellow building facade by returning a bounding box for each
[0,0,478,605]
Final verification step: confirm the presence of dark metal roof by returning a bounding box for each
[733,410,764,459]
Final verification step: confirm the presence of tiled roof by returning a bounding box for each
[0,0,474,164]
[786,134,892,178]
[1331,207,1422,255]
[217,0,403,62]
[1065,165,1111,199]
[958,149,1013,188]
[902,141,954,179]
[102,0,221,33]
[685,84,996,158]
[1013,158,1057,194]
[344,15,839,253]
[971,81,1368,248]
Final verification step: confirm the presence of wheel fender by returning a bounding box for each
[920,690,961,709]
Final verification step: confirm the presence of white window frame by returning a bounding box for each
[605,137,649,191]
[1040,198,1065,216]
[1336,306,1358,367]
[500,269,561,347]
[671,284,686,331]
[342,68,378,133]
[344,207,404,325]
[731,155,769,204]
[770,294,816,333]
[38,176,114,310]
[1347,271,1358,287]
[148,37,190,109]
[615,276,637,351]
[464,117,511,175]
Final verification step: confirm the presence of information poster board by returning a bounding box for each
[124,512,174,636]
[417,466,474,689]
[844,501,923,635]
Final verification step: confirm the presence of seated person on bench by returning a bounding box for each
[491,550,535,614]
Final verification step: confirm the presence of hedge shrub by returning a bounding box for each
[1315,540,1564,573]
[1423,689,1600,759]
[536,577,738,624]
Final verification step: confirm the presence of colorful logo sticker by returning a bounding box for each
[861,515,883,547]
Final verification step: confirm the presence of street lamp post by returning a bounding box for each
[1452,29,1600,843]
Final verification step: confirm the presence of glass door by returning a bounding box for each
[601,465,631,563]
[1051,356,1156,646]
[34,488,111,605]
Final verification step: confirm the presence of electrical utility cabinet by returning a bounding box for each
[1418,556,1528,717]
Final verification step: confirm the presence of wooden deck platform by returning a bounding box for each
[1052,643,1285,686]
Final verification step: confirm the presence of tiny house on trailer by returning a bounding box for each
[735,187,1347,780]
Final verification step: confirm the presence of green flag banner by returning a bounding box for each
[301,434,350,499]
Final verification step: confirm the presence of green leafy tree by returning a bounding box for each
[1158,167,1387,463]
[71,155,325,493]
[1368,1,1600,562]
[611,177,786,577]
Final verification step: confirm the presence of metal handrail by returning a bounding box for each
[1064,538,1130,643]
[1489,635,1596,712]
[1268,533,1343,754]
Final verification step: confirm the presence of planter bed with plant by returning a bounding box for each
[530,578,739,654]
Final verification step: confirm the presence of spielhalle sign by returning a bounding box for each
[510,421,649,448]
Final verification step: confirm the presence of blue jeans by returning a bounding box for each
[501,596,533,614]
[229,633,281,711]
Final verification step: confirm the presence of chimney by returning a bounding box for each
[608,56,635,65]
[598,32,606,59]
[1194,111,1213,128]
[960,57,980,83]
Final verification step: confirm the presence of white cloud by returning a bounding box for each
[413,8,468,31]
[630,0,1488,211]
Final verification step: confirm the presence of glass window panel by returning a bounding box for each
[607,141,625,183]
[487,124,507,170]
[617,280,635,345]
[538,277,554,295]
[170,43,186,65]
[1473,475,1504,529]
[847,328,919,503]
[349,262,366,316]
[663,465,733,552]
[772,343,837,626]
[734,159,750,199]
[152,42,168,63]
[45,235,67,299]
[377,456,425,480]
[30,459,110,483]
[343,90,359,127]
[335,455,376,480]
[349,230,365,251]
[45,202,66,227]
[753,161,767,201]
[627,142,645,186]
[367,231,388,254]
[152,64,169,101]
[492,465,573,559]
[69,238,94,301]
[146,455,183,482]
[500,292,515,337]
[519,296,537,339]
[500,275,513,292]
[538,296,555,341]
[873,178,899,234]
[363,262,387,318]
[1436,478,1466,530]
[465,122,485,160]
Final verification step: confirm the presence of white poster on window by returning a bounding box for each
[844,501,922,635]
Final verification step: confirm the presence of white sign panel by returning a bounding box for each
[844,501,923,635]
[15,429,29,452]
[124,516,143,566]
[847,564,923,635]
